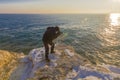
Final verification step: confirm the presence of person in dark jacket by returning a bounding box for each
[42,26,62,61]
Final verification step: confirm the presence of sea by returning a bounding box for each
[0,14,120,66]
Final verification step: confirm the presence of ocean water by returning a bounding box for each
[0,14,120,66]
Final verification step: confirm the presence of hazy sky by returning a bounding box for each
[0,0,120,14]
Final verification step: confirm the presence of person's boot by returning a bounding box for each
[45,54,50,62]
[51,51,55,54]
[46,58,50,62]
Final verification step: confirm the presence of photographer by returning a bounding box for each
[42,26,62,61]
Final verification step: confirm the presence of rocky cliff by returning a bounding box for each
[0,44,120,80]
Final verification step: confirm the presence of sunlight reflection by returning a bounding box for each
[110,13,120,26]
[99,13,120,46]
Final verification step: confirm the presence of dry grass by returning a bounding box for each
[0,50,23,80]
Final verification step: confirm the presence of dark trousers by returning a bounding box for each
[43,41,55,59]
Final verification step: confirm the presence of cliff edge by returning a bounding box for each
[0,44,120,80]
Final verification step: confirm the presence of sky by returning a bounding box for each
[0,0,120,14]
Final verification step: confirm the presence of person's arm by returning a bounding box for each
[54,30,62,39]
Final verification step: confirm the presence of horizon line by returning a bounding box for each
[0,12,117,15]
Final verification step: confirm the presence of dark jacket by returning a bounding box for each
[42,27,61,43]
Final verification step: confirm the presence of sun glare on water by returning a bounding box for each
[110,13,120,26]
[100,13,120,46]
